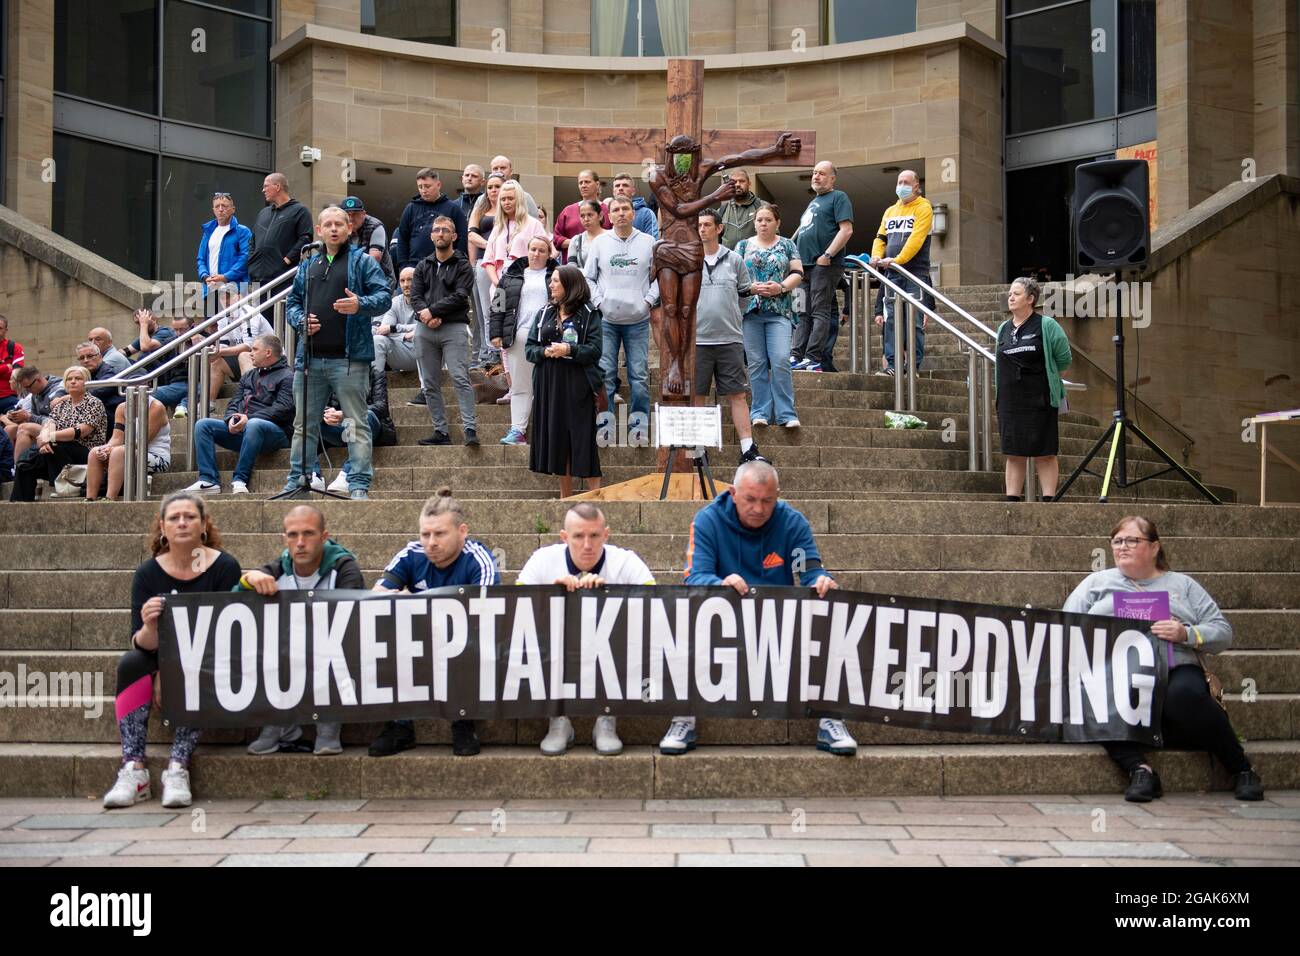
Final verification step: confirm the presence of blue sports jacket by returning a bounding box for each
[285,246,392,367]
[195,216,253,284]
[684,490,831,588]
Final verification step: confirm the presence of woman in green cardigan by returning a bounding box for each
[996,277,1072,500]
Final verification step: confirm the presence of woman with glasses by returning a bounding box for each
[1063,515,1264,803]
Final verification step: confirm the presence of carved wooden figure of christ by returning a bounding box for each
[648,132,802,396]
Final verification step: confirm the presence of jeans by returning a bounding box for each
[319,410,381,475]
[504,332,534,433]
[882,270,931,369]
[153,380,189,410]
[472,262,499,366]
[742,309,797,425]
[286,358,373,491]
[600,319,649,423]
[193,417,289,485]
[791,262,842,365]
[414,324,477,434]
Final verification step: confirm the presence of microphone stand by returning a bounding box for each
[271,241,351,501]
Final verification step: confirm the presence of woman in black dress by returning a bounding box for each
[526,264,604,498]
[996,277,1072,501]
[102,491,243,809]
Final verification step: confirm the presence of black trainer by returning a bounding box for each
[451,719,481,756]
[1233,769,1265,801]
[407,393,428,406]
[739,444,768,466]
[1124,766,1163,802]
[368,721,416,757]
[464,428,480,447]
[417,432,451,446]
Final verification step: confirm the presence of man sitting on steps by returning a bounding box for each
[664,459,854,756]
[236,504,364,756]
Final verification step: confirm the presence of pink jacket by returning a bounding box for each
[484,216,551,274]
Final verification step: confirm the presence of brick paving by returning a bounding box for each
[0,792,1297,867]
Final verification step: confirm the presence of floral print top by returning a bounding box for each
[736,236,801,320]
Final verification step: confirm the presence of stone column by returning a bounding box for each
[1253,0,1300,179]
[4,0,54,228]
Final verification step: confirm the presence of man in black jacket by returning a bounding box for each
[410,216,478,447]
[248,173,314,286]
[315,366,397,492]
[185,334,294,494]
[394,168,468,266]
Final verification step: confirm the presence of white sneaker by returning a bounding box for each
[173,406,188,419]
[784,418,801,428]
[540,716,574,755]
[184,479,220,493]
[659,717,697,755]
[328,471,349,493]
[751,417,769,427]
[593,716,623,756]
[160,762,192,808]
[230,480,249,495]
[103,764,151,808]
[310,474,327,492]
[816,718,857,756]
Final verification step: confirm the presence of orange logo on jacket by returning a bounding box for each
[762,552,785,570]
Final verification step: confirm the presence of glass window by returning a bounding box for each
[824,0,916,44]
[162,0,269,136]
[53,134,157,279]
[200,0,269,15]
[1118,0,1156,113]
[361,0,456,46]
[158,157,265,282]
[1006,156,1108,281]
[55,0,158,114]
[1007,0,1067,13]
[591,0,688,56]
[1007,0,1116,133]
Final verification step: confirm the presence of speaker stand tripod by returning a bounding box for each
[1055,272,1220,504]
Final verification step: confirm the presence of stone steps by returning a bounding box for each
[0,694,1295,745]
[4,741,1297,799]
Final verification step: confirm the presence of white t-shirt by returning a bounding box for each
[208,224,231,276]
[518,267,550,334]
[219,304,275,348]
[517,542,656,586]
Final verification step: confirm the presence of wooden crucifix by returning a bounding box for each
[554,60,814,454]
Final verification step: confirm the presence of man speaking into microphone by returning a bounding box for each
[283,206,392,499]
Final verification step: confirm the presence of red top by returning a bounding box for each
[552,200,612,261]
[0,338,26,400]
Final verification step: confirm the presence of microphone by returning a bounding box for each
[301,241,324,253]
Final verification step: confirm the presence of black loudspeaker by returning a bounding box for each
[1073,159,1150,271]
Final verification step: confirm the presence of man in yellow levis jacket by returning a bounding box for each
[870,170,933,375]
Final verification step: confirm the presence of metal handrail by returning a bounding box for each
[85,265,299,500]
[844,255,994,472]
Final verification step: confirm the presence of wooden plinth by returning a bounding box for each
[570,473,731,502]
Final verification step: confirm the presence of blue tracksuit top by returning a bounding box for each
[684,490,831,588]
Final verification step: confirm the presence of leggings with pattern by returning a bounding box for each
[115,645,200,766]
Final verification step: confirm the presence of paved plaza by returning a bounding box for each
[1,792,1297,867]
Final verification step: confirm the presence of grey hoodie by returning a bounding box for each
[582,229,660,326]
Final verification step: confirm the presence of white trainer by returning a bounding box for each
[230,480,249,495]
[540,716,574,755]
[592,716,623,755]
[328,471,349,493]
[310,474,327,492]
[658,717,697,755]
[103,764,151,808]
[816,718,858,756]
[160,762,192,808]
[184,479,220,493]
[784,418,802,429]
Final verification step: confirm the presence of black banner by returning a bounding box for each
[158,586,1166,744]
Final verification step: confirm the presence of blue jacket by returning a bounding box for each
[286,246,392,367]
[631,196,659,239]
[394,193,468,267]
[684,491,831,588]
[195,216,253,284]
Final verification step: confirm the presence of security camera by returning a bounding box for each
[300,146,322,167]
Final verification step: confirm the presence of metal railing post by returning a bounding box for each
[892,293,904,411]
[967,348,978,472]
[134,388,149,501]
[197,345,212,421]
[123,386,139,502]
[980,359,993,471]
[273,299,286,341]
[849,272,859,374]
[862,274,872,374]
[185,353,201,475]
[905,297,917,412]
